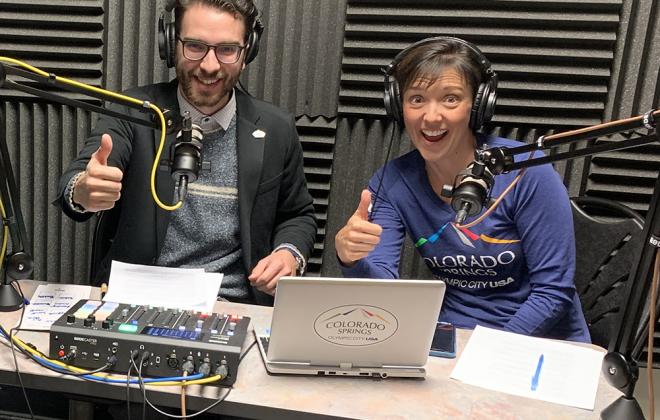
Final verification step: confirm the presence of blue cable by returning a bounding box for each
[1,326,206,383]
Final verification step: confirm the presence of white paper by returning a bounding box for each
[450,325,604,410]
[103,261,223,313]
[21,283,92,330]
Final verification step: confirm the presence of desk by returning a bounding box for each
[0,280,622,419]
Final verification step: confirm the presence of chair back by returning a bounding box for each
[571,196,644,347]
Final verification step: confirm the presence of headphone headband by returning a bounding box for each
[383,36,498,131]
[158,0,263,68]
[387,36,493,80]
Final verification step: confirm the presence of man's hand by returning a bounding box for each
[248,249,297,296]
[335,189,382,266]
[72,134,123,212]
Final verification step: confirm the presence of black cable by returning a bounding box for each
[139,351,150,420]
[125,335,261,419]
[126,351,136,420]
[239,338,257,363]
[139,378,231,419]
[8,281,35,420]
[56,362,114,377]
[368,120,398,222]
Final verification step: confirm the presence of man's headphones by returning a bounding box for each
[158,0,264,68]
[383,36,498,132]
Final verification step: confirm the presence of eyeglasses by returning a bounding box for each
[177,38,245,64]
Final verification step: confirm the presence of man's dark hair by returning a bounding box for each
[174,0,259,43]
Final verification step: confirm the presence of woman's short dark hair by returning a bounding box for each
[393,38,485,99]
[174,0,259,43]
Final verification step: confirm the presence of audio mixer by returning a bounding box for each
[49,299,250,386]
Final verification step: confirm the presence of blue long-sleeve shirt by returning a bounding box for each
[342,135,590,343]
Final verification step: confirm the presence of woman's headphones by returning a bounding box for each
[158,0,264,68]
[383,36,498,131]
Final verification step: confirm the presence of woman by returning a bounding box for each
[335,37,590,343]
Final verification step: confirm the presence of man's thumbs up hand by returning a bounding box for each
[72,134,124,212]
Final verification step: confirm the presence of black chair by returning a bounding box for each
[571,196,645,348]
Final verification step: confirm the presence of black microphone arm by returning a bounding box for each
[445,109,660,224]
[0,59,183,311]
[448,109,660,420]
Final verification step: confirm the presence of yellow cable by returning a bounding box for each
[0,57,182,211]
[7,330,221,385]
[5,329,221,386]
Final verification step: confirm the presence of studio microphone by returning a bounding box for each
[170,113,203,202]
[441,160,494,225]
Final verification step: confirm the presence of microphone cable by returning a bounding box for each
[126,339,260,418]
[4,280,34,420]
[0,323,216,385]
[368,120,398,222]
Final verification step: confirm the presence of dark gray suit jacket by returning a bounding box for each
[56,80,316,305]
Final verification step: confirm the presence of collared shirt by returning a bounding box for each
[176,87,236,132]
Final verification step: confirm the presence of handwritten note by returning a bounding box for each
[21,283,92,330]
[450,325,605,410]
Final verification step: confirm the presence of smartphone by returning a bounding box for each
[429,321,456,358]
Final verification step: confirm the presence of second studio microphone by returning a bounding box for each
[442,160,494,225]
[171,114,203,202]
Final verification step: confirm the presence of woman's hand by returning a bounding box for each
[335,190,383,266]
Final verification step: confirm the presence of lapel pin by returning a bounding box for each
[252,129,266,139]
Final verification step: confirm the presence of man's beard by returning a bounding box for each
[176,66,237,111]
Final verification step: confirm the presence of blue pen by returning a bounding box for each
[23,297,30,306]
[531,354,544,391]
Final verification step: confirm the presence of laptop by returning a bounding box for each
[254,276,445,379]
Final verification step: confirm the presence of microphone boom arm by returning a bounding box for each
[0,58,183,311]
[476,110,660,175]
[0,62,176,131]
[469,108,660,420]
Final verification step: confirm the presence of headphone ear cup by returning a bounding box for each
[470,82,487,131]
[384,73,404,127]
[481,79,497,127]
[158,13,168,62]
[165,22,176,68]
[157,13,176,68]
[244,30,259,64]
[244,18,263,65]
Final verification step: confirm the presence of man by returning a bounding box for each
[56,0,316,305]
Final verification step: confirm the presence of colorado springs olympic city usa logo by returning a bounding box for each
[314,305,399,346]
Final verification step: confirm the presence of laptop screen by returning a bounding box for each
[264,277,445,368]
